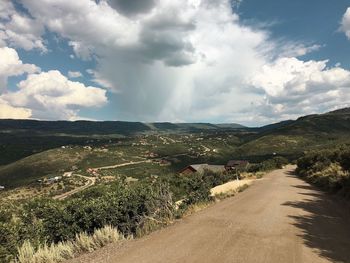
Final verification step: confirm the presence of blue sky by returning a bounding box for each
[238,0,350,67]
[1,0,350,125]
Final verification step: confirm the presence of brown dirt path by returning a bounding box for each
[69,165,350,263]
[53,174,96,200]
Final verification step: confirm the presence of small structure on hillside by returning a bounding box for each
[179,164,225,175]
[225,160,249,171]
[87,168,99,176]
[159,159,171,166]
[46,176,62,184]
[83,146,92,150]
[144,151,158,158]
[0,185,5,190]
[63,172,73,178]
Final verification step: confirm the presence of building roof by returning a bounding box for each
[181,164,226,174]
[226,160,249,167]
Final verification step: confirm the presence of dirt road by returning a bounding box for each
[53,161,151,200]
[71,165,350,263]
[53,175,96,200]
[94,160,150,170]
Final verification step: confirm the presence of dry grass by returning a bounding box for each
[92,225,121,247]
[210,179,253,196]
[181,202,213,218]
[16,240,35,263]
[214,189,236,200]
[74,232,95,253]
[16,240,74,263]
[16,226,124,263]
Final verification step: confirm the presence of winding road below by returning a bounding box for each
[53,174,96,200]
[71,165,350,263]
[53,160,151,200]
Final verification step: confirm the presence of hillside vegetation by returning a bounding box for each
[236,108,350,159]
[1,108,350,188]
[296,147,350,197]
[0,131,243,188]
[0,120,245,166]
[1,108,349,262]
[0,167,253,262]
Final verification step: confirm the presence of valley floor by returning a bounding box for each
[69,165,350,263]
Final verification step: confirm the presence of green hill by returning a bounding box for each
[0,119,245,165]
[1,108,349,188]
[0,148,84,187]
[0,119,245,135]
[237,108,350,159]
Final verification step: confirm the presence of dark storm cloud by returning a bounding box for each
[107,0,157,15]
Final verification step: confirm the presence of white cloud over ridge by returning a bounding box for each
[15,0,270,122]
[0,98,31,119]
[1,70,108,120]
[0,46,108,120]
[1,0,349,124]
[249,57,350,122]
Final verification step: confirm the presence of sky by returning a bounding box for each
[1,0,350,126]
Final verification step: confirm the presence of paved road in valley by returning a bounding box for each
[71,165,350,263]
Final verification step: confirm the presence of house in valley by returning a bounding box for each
[45,176,62,184]
[225,160,249,171]
[179,164,225,175]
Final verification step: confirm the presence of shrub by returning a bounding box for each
[3,167,240,260]
[247,156,289,173]
[0,178,177,261]
[74,232,95,253]
[92,225,121,248]
[296,147,350,197]
[16,241,35,263]
[16,226,123,263]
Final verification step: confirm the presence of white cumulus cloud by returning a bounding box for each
[1,70,108,120]
[4,0,348,124]
[341,7,350,39]
[249,57,350,121]
[0,46,39,91]
[0,98,31,119]
[68,71,83,78]
[0,1,46,51]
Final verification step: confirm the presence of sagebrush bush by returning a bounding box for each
[74,232,95,253]
[16,226,123,263]
[92,225,121,247]
[16,241,35,263]
[297,147,350,196]
[3,167,247,261]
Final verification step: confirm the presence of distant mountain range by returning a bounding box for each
[0,119,245,135]
[235,107,350,158]
[255,107,350,135]
[0,107,349,166]
[0,108,349,188]
[2,107,349,136]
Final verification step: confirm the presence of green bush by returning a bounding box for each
[296,147,350,196]
[0,179,176,261]
[0,166,245,261]
[247,156,289,172]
